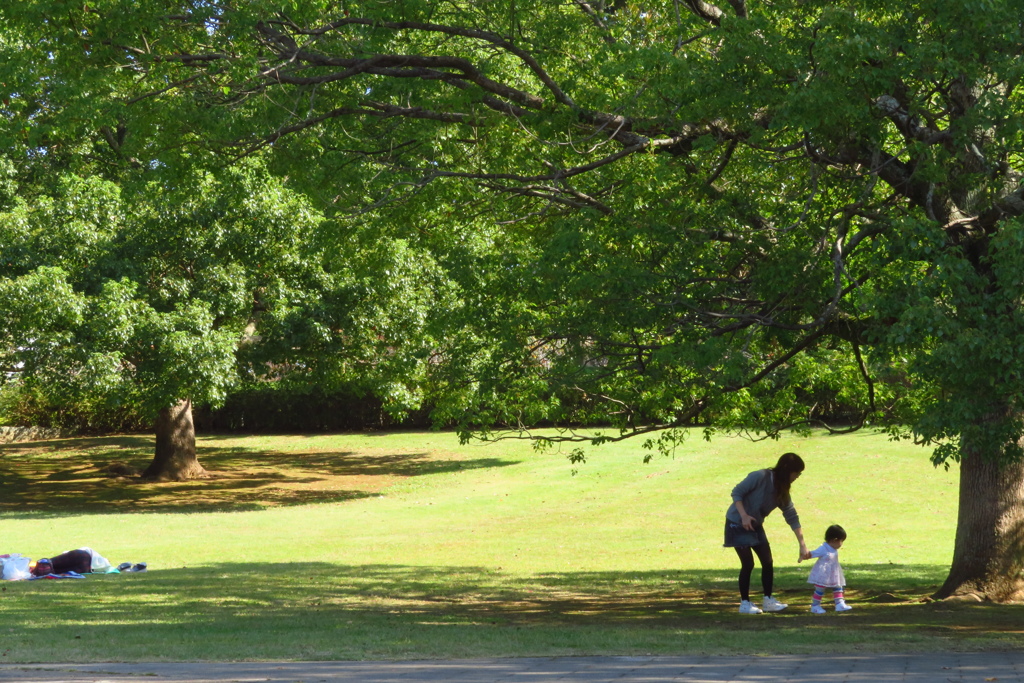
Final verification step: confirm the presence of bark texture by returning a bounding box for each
[143,398,208,481]
[935,444,1024,602]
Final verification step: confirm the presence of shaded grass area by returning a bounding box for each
[1,563,1021,662]
[0,434,514,515]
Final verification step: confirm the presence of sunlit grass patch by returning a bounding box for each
[0,428,1017,661]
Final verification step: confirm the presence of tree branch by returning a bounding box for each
[258,52,547,111]
[264,18,576,108]
[481,183,614,214]
[426,141,649,183]
[572,1,617,44]
[725,0,748,18]
[236,103,468,157]
[706,138,738,185]
[978,183,1024,230]
[680,0,725,26]
[875,95,952,148]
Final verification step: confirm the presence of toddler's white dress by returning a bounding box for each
[807,542,845,587]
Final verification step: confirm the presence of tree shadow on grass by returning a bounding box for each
[0,434,517,517]
[2,563,1021,661]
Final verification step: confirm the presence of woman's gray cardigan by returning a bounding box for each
[726,468,801,532]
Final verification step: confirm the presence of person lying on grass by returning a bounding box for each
[29,548,145,576]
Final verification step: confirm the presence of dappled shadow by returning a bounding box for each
[0,434,153,453]
[1,562,1021,660]
[194,448,499,477]
[0,434,516,517]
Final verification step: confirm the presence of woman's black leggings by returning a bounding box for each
[734,541,774,601]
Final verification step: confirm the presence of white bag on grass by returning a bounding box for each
[1,555,32,581]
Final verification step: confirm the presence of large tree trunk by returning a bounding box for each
[935,440,1024,601]
[142,398,208,481]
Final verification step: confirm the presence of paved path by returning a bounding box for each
[0,654,1022,682]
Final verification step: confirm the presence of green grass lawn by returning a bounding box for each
[0,428,1020,662]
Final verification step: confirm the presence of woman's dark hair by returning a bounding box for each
[826,524,847,542]
[771,452,805,504]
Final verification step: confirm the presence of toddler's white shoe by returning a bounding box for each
[739,600,763,614]
[835,600,852,612]
[762,596,788,612]
[810,604,827,614]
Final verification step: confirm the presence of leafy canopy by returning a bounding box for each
[3,1,1024,464]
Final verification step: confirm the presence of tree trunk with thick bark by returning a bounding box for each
[935,440,1024,602]
[142,398,208,481]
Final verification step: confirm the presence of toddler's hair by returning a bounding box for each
[825,524,847,542]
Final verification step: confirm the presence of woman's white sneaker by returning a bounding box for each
[739,600,763,614]
[835,600,852,612]
[762,596,788,612]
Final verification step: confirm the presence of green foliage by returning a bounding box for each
[0,153,443,426]
[3,0,1024,476]
[0,378,150,432]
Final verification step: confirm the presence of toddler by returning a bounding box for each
[801,524,851,614]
